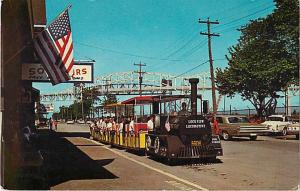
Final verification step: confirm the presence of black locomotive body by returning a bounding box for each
[146,111,223,159]
[146,78,223,160]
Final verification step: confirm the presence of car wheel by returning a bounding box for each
[250,136,257,141]
[222,131,230,141]
[282,127,287,136]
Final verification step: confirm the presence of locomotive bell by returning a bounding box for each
[189,78,199,116]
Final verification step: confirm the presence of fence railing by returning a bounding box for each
[217,106,299,116]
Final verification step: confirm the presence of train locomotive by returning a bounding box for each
[90,78,223,162]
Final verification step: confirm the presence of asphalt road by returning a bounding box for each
[38,123,299,190]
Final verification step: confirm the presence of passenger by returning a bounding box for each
[178,102,189,116]
[54,120,58,131]
[119,117,124,133]
[107,118,113,131]
[48,117,53,131]
[112,118,117,131]
[129,116,135,135]
[147,115,154,133]
[90,120,96,131]
[96,118,102,127]
[101,117,107,132]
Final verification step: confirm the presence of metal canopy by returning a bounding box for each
[121,95,202,105]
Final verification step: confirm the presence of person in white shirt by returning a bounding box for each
[118,117,125,133]
[147,115,154,132]
[129,117,135,135]
[107,118,113,131]
[96,118,102,128]
[101,118,107,131]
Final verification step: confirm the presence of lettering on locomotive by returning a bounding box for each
[186,119,206,128]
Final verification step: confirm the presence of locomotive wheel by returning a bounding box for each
[154,137,160,154]
[222,131,231,141]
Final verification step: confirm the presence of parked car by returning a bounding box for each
[216,115,270,141]
[66,120,75,124]
[35,118,47,127]
[86,120,93,124]
[261,115,293,135]
[287,123,299,139]
[77,119,85,124]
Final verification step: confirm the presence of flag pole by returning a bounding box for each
[3,42,32,65]
[4,5,72,65]
[46,5,72,27]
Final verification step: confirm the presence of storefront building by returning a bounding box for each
[1,0,46,189]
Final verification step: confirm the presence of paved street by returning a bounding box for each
[38,123,299,190]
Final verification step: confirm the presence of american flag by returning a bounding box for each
[33,9,74,85]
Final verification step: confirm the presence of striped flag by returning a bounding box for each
[33,9,74,85]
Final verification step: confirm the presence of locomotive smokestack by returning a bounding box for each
[189,78,199,116]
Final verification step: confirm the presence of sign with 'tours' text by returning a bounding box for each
[22,61,94,83]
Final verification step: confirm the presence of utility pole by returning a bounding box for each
[80,83,84,120]
[199,18,220,117]
[102,77,111,95]
[134,62,146,96]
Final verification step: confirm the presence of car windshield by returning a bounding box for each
[267,117,283,121]
[239,117,250,123]
[228,117,240,123]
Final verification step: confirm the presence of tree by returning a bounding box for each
[216,0,299,117]
[101,94,118,106]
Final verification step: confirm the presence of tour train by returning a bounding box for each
[90,78,223,162]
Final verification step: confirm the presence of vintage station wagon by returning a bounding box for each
[216,115,270,141]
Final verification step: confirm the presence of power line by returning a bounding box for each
[211,1,274,29]
[177,39,207,59]
[158,1,271,59]
[159,4,274,61]
[213,5,274,30]
[164,33,199,59]
[216,6,274,34]
[158,30,199,58]
[158,3,269,58]
[76,41,183,62]
[208,0,268,19]
[173,60,209,79]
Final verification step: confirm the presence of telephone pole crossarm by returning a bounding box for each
[200,32,220,37]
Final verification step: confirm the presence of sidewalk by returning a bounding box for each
[36,128,117,189]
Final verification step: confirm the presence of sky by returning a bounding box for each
[33,0,299,112]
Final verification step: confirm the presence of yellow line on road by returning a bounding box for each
[87,138,209,191]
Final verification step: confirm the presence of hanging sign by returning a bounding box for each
[22,61,94,83]
[44,103,54,113]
